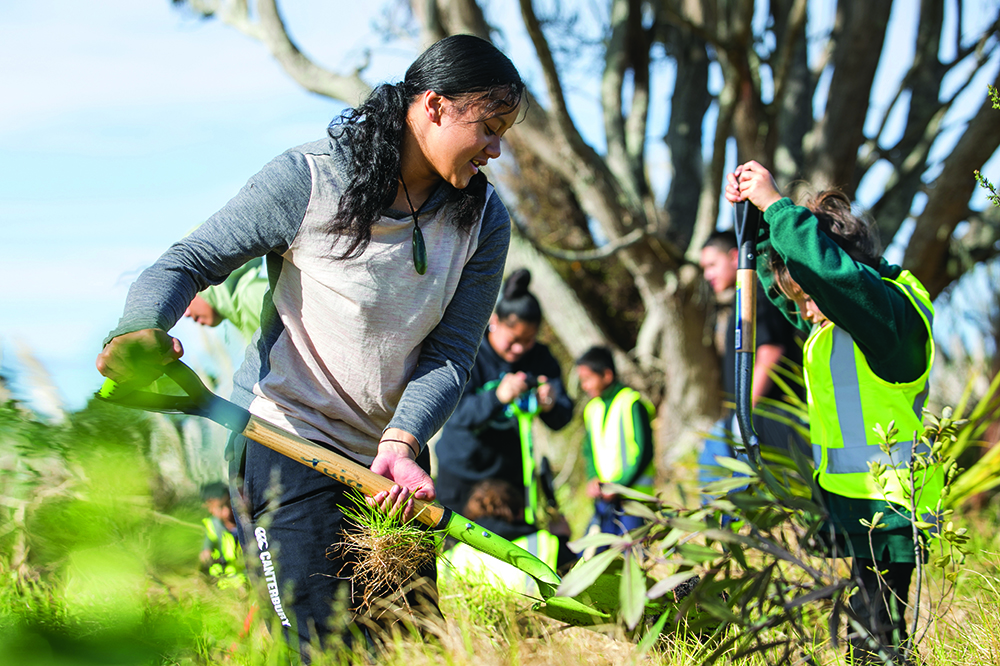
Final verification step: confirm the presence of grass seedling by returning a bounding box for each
[332,489,439,618]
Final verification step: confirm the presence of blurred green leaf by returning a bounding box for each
[676,543,721,564]
[701,477,753,494]
[619,550,646,630]
[711,456,757,477]
[556,544,623,598]
[598,483,659,503]
[567,532,627,552]
[620,500,658,521]
[646,571,701,601]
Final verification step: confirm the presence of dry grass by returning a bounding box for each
[331,491,438,617]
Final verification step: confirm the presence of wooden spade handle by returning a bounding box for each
[243,415,449,528]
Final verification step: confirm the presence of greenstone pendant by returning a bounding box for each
[412,223,428,275]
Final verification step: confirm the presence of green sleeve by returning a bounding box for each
[200,258,269,342]
[617,400,654,488]
[582,424,597,481]
[759,198,927,383]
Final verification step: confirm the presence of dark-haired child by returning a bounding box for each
[726,160,943,663]
[435,268,574,522]
[199,482,245,588]
[575,346,655,538]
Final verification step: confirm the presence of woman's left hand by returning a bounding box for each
[536,375,557,413]
[369,431,435,521]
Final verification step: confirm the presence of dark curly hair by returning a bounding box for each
[463,479,524,523]
[327,34,524,259]
[770,190,882,299]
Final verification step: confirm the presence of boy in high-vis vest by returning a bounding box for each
[726,161,942,665]
[576,346,656,539]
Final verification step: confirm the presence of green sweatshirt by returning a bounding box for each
[200,258,270,342]
[757,198,931,562]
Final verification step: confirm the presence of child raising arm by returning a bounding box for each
[726,160,943,664]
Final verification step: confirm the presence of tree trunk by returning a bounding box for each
[661,272,719,462]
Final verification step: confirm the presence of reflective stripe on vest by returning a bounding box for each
[204,517,244,580]
[439,529,561,595]
[584,387,655,493]
[805,271,942,519]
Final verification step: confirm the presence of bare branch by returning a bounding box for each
[658,2,718,48]
[518,0,581,147]
[770,0,807,106]
[511,209,647,261]
[256,0,371,106]
[603,0,650,207]
[807,0,893,194]
[413,0,492,43]
[603,0,629,189]
[904,68,1000,298]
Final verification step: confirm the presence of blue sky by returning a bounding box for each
[2,1,999,416]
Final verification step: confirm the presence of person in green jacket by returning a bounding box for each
[576,346,656,539]
[726,160,942,665]
[184,257,269,343]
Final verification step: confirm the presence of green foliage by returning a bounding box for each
[975,85,1000,208]
[0,398,236,664]
[933,370,1000,507]
[566,403,984,664]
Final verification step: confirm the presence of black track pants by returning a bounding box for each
[228,433,439,661]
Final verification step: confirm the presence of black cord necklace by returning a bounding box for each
[400,178,428,275]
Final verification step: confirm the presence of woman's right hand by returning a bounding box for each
[495,371,530,404]
[96,328,184,385]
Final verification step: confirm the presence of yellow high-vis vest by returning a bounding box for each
[584,386,655,494]
[203,517,245,588]
[804,270,942,521]
[438,530,561,595]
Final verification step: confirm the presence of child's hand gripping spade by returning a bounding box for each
[733,199,763,464]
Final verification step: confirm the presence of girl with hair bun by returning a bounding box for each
[435,268,574,522]
[97,34,523,657]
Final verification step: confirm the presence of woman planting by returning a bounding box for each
[97,35,523,658]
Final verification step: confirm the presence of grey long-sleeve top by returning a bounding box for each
[105,130,511,463]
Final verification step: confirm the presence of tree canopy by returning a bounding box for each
[173,0,1000,449]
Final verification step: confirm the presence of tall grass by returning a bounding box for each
[4,394,1000,665]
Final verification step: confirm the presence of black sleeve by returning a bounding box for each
[441,352,506,430]
[534,348,574,432]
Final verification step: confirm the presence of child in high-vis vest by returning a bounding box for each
[200,482,245,588]
[576,346,656,539]
[726,160,942,664]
